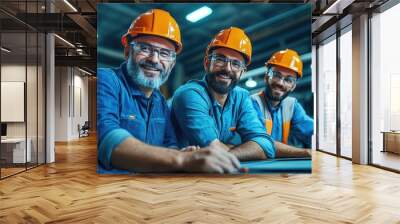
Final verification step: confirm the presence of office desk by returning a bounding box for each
[240,158,312,174]
[381,131,400,154]
[1,138,31,164]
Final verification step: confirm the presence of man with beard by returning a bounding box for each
[252,49,314,151]
[171,27,276,161]
[97,9,240,174]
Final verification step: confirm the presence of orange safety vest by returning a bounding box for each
[251,91,296,144]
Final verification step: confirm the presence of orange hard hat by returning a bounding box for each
[266,49,303,77]
[205,27,252,65]
[121,9,182,56]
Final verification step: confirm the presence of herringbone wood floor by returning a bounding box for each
[1,134,400,224]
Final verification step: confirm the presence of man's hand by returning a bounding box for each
[181,145,201,152]
[177,146,240,174]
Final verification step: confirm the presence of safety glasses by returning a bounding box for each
[209,54,246,72]
[130,42,176,62]
[266,69,297,86]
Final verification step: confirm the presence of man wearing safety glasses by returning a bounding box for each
[97,9,240,174]
[252,49,314,153]
[171,27,277,161]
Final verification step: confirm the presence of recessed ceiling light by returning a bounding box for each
[1,47,11,53]
[54,34,75,48]
[78,67,92,76]
[186,6,212,23]
[245,78,257,88]
[63,0,78,12]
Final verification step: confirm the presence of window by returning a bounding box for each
[317,36,337,154]
[339,27,352,158]
[370,3,400,171]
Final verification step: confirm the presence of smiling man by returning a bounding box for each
[252,49,314,151]
[171,27,276,161]
[97,9,240,174]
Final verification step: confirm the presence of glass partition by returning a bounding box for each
[1,29,28,177]
[0,1,46,179]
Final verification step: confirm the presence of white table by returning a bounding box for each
[1,138,31,163]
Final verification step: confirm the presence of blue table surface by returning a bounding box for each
[97,157,312,174]
[240,157,312,174]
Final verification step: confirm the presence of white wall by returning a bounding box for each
[54,67,89,141]
[54,66,69,141]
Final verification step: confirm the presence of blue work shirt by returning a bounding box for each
[171,77,276,158]
[252,93,314,148]
[97,62,178,174]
